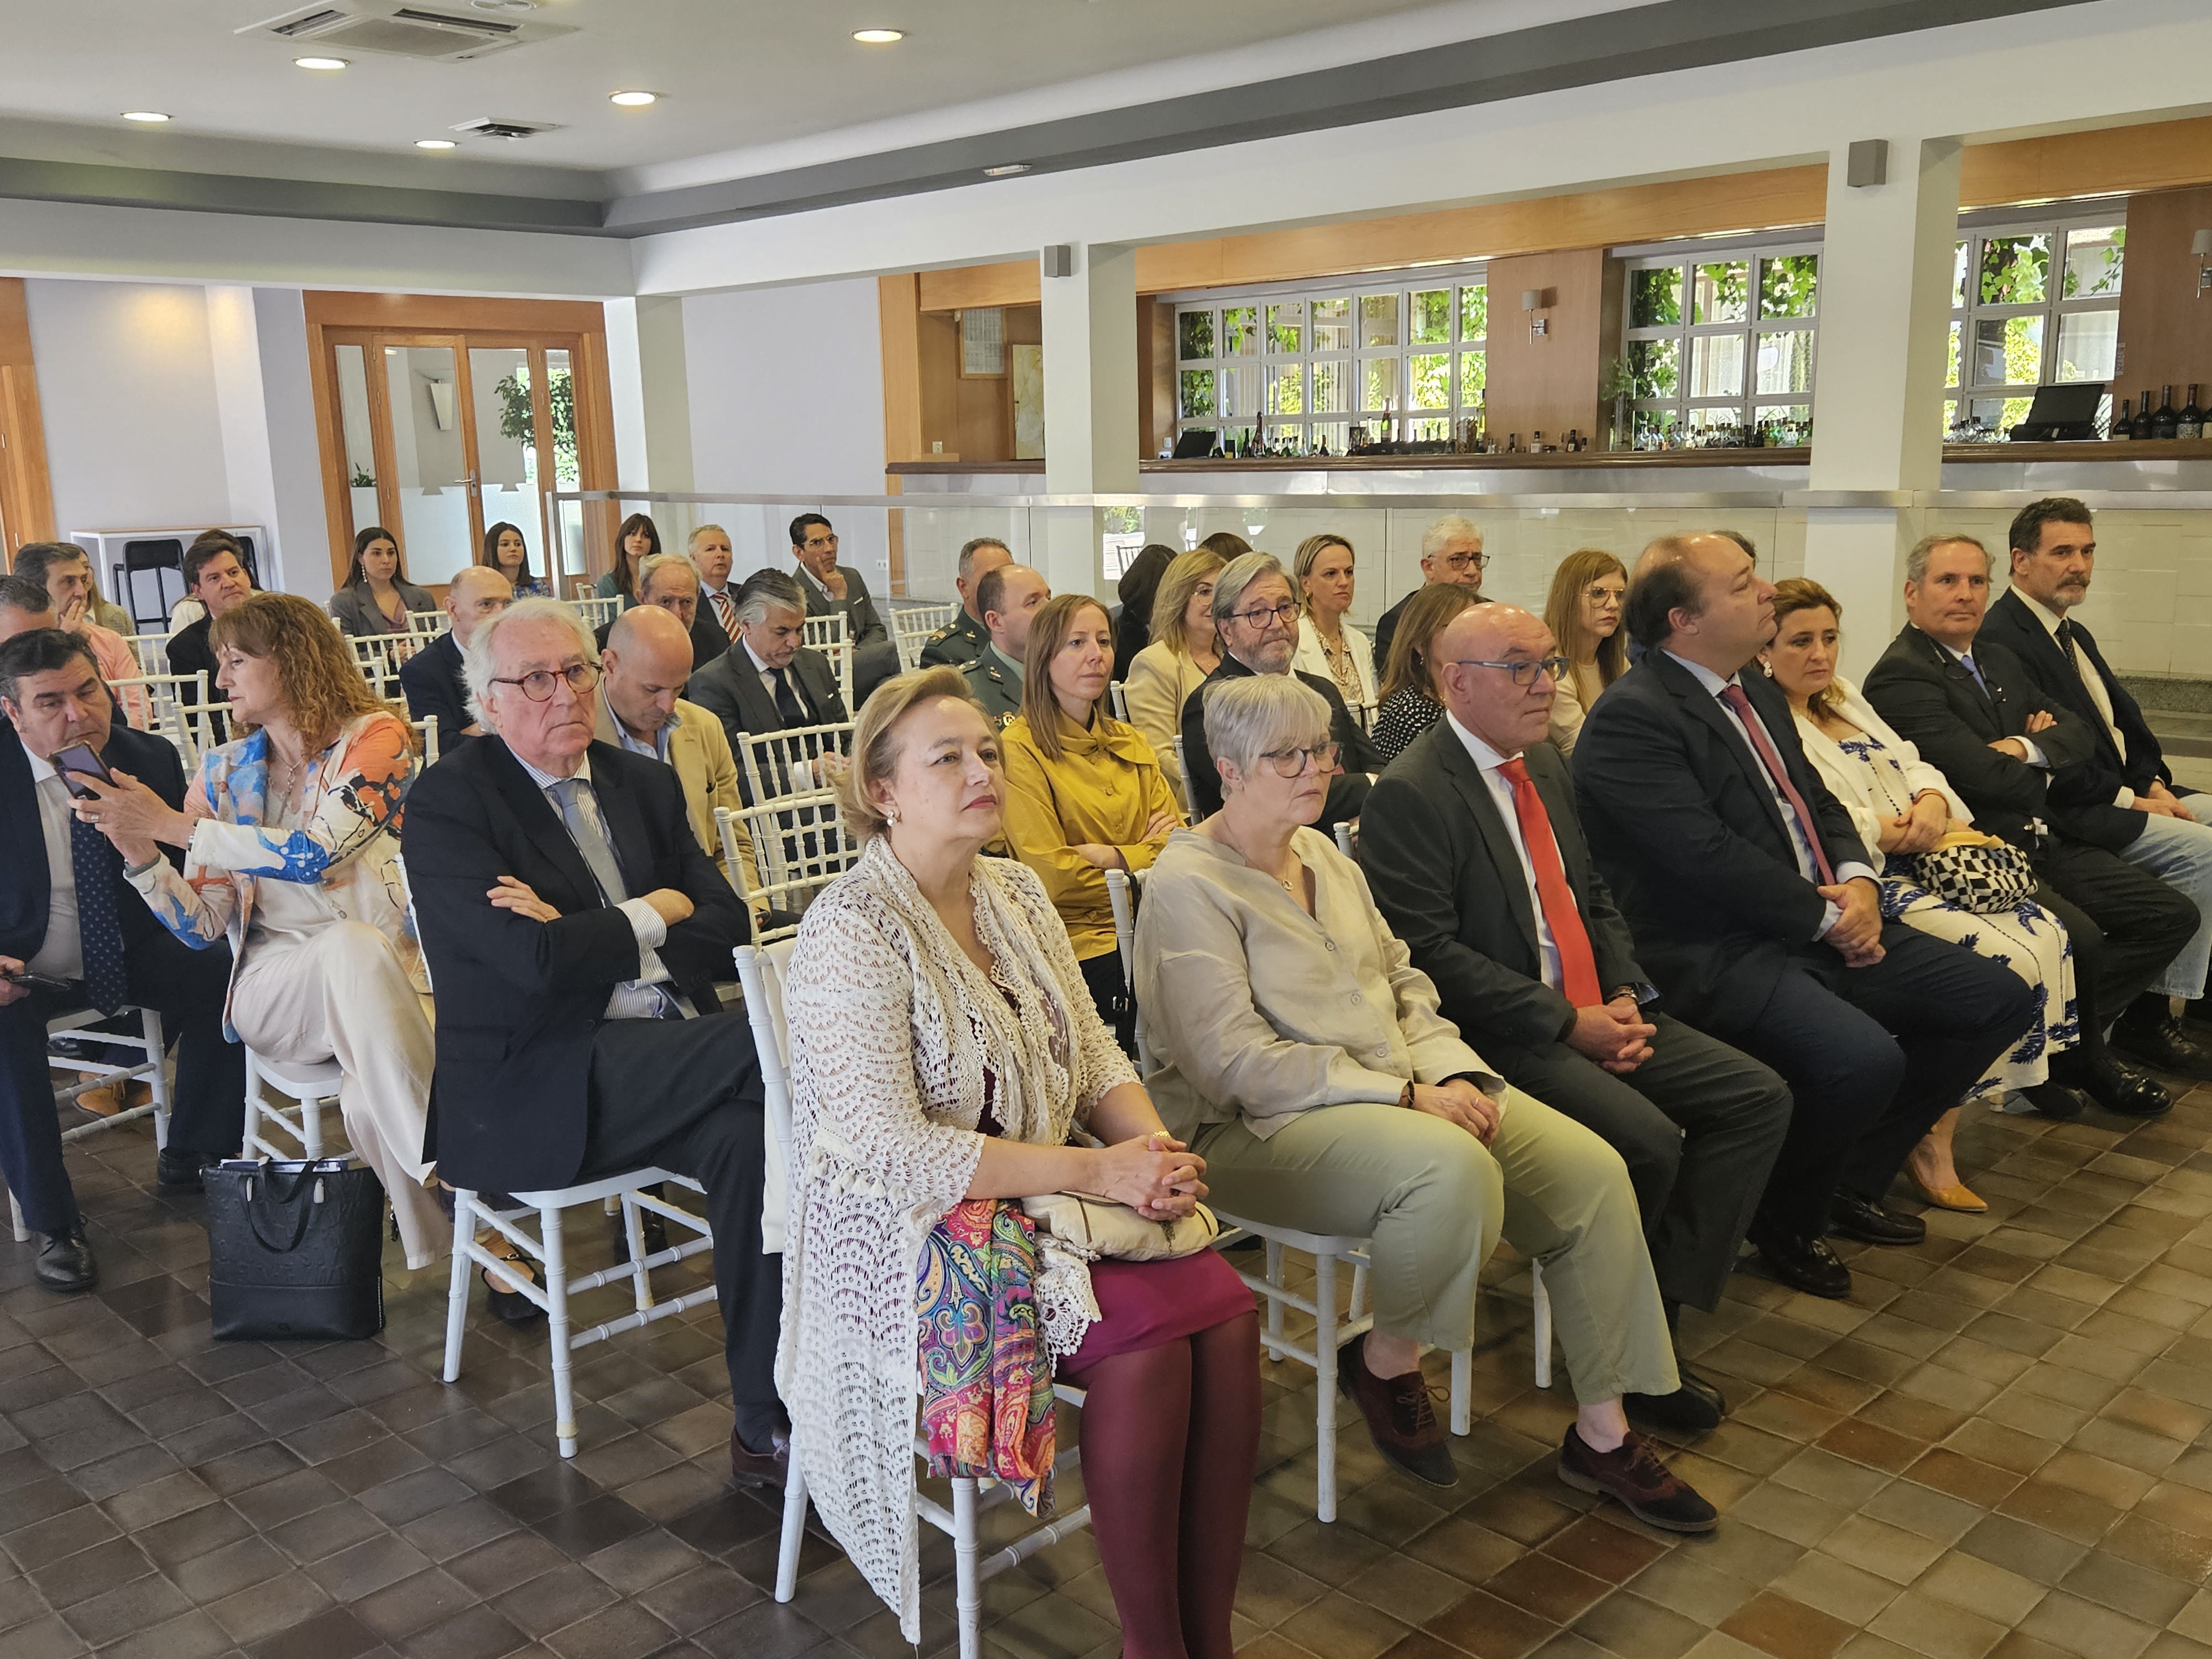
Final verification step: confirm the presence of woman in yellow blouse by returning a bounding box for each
[1001,593,1182,1047]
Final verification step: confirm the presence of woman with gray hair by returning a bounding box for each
[1136,672,1715,1532]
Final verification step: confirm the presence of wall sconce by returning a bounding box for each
[2195,229,2212,299]
[1522,288,1551,340]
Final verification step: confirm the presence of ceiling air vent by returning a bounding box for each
[450,115,561,140]
[239,2,576,62]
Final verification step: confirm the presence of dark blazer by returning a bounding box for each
[1180,653,1379,821]
[165,615,225,704]
[1571,651,1874,1031]
[397,631,472,757]
[1365,723,1646,1053]
[2,722,187,965]
[399,735,749,1193]
[794,562,889,649]
[593,611,732,674]
[1860,623,2114,851]
[1372,590,1413,673]
[686,643,849,748]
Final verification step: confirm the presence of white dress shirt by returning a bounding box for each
[24,753,84,982]
[1443,713,1563,992]
[2016,589,2129,803]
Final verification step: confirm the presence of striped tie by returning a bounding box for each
[710,589,740,643]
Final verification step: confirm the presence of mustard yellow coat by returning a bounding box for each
[1000,707,1183,961]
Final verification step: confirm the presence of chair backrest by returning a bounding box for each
[1108,680,1128,722]
[348,633,409,696]
[109,671,210,770]
[802,613,854,709]
[890,601,958,670]
[736,719,854,805]
[1104,868,1157,1073]
[408,716,441,770]
[722,794,860,938]
[1334,821,1355,860]
[121,632,173,676]
[713,805,756,906]
[733,938,801,1252]
[392,852,434,994]
[119,539,186,630]
[572,594,620,630]
[407,608,451,639]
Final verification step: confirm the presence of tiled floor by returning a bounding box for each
[13,1079,2212,1659]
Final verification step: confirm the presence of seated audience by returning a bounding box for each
[788,513,898,702]
[690,524,741,645]
[1373,514,1485,667]
[1542,549,1629,755]
[959,562,1053,728]
[0,629,246,1292]
[482,520,552,599]
[165,528,261,639]
[1371,583,1484,764]
[1362,603,1791,1428]
[1123,547,1225,812]
[1140,674,1712,1528]
[400,566,510,755]
[1573,534,2034,1300]
[1112,542,1176,683]
[1290,534,1376,723]
[919,536,1014,668]
[1979,498,2212,1048]
[0,574,54,642]
[592,551,728,671]
[168,534,256,728]
[688,570,853,759]
[328,525,434,639]
[595,512,662,609]
[1181,553,1380,821]
[77,593,447,1270]
[15,542,145,727]
[782,665,1258,1653]
[1766,578,2080,1204]
[399,598,782,1478]
[1000,594,1181,1044]
[1863,535,2197,1117]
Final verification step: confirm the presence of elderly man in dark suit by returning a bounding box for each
[0,629,244,1291]
[1864,533,2198,1117]
[591,553,729,672]
[789,513,896,702]
[1573,534,2033,1301]
[1182,552,1380,821]
[400,565,511,755]
[399,597,785,1486]
[687,570,850,757]
[1364,601,1790,1430]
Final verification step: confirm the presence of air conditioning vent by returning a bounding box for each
[451,115,562,140]
[239,2,574,61]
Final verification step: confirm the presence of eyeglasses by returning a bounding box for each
[1438,551,1489,572]
[1254,742,1339,778]
[1584,586,1625,606]
[1449,655,1571,688]
[1227,600,1300,629]
[492,662,600,701]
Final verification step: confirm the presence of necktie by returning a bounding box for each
[70,814,130,1015]
[1958,653,1990,696]
[710,589,740,644]
[772,666,807,728]
[1716,684,1837,886]
[549,778,629,906]
[2059,619,2126,759]
[1495,758,1604,1008]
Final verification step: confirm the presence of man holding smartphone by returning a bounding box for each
[0,629,244,1292]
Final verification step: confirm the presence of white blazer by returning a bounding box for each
[1786,672,1970,856]
[1292,615,1376,713]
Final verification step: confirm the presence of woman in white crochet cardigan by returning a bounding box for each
[779,665,1259,1655]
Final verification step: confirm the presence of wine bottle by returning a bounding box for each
[2180,385,2204,442]
[2112,395,2132,439]
[2152,385,2180,442]
[2135,391,2158,440]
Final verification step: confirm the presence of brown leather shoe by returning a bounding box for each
[730,1423,790,1490]
[1557,1425,1717,1532]
[1337,1332,1457,1488]
[73,1074,123,1117]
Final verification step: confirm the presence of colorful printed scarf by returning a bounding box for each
[916,1198,1057,1514]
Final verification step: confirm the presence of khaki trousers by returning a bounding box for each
[1194,1089,1677,1405]
[231,921,449,1271]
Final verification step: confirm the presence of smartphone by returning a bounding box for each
[2,968,74,994]
[51,742,113,803]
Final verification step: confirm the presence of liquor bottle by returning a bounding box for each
[2152,385,2180,441]
[2135,391,2158,440]
[2179,385,2203,442]
[2111,395,2132,439]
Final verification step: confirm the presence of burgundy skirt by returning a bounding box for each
[1062,1248,1254,1370]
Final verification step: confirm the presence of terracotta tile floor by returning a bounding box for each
[12,1079,2212,1659]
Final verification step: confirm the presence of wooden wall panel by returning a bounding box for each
[2114,185,2212,413]
[304,291,609,333]
[1483,249,1608,449]
[1960,116,2212,210]
[917,261,1039,312]
[0,278,54,560]
[877,274,924,463]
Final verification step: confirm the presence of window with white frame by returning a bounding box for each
[1945,214,2124,439]
[1173,266,1488,455]
[1621,239,1820,447]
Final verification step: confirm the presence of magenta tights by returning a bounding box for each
[1059,1311,1261,1659]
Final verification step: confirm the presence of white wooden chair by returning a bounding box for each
[121,632,174,676]
[801,612,854,711]
[1108,680,1128,722]
[739,942,1091,1659]
[735,720,855,807]
[347,634,410,698]
[717,796,862,942]
[406,608,450,639]
[406,717,442,770]
[572,594,622,631]
[7,1008,172,1243]
[109,671,211,770]
[891,601,958,669]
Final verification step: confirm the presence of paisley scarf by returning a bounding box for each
[915,1198,1058,1514]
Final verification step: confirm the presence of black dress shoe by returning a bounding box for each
[1746,1214,1851,1298]
[35,1232,97,1294]
[154,1149,221,1194]
[1625,1366,1725,1436]
[731,1423,791,1489]
[2062,1052,2174,1118]
[2016,1081,2086,1120]
[2112,1002,2212,1081]
[481,1255,546,1327]
[1828,1192,1927,1246]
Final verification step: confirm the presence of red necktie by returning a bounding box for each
[1496,757,1605,1009]
[1717,683,1836,885]
[710,589,740,643]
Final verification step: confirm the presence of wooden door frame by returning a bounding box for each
[0,279,55,562]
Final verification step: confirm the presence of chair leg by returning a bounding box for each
[1532,1258,1553,1391]
[442,1189,476,1384]
[8,1187,24,1245]
[622,1192,650,1314]
[1314,1250,1340,1525]
[775,1436,810,1603]
[302,1094,325,1161]
[952,1477,982,1659]
[140,1009,170,1151]
[1263,1238,1285,1359]
[1450,1348,1472,1437]
[542,1206,579,1458]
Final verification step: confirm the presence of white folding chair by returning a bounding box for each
[242,1051,337,1162]
[109,672,210,770]
[891,601,958,670]
[406,717,442,770]
[1108,680,1129,722]
[717,795,862,942]
[801,613,854,711]
[406,608,451,639]
[572,594,621,631]
[740,942,1091,1659]
[348,634,409,698]
[121,632,174,676]
[736,720,854,806]
[7,1008,173,1243]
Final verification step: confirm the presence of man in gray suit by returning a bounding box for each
[687,570,851,792]
[789,513,897,703]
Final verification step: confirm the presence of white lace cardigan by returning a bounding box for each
[776,836,1136,1639]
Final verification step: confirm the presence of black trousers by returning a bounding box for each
[581,1010,781,1412]
[1078,950,1138,1060]
[1488,1013,1793,1314]
[0,930,244,1238]
[2031,837,2199,1053]
[1720,925,2034,1236]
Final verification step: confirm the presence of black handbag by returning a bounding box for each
[206,1158,388,1342]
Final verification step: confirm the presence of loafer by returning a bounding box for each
[35,1232,97,1295]
[1557,1426,1717,1533]
[2013,1081,2086,1120]
[731,1423,791,1489]
[1746,1213,1851,1299]
[155,1149,221,1194]
[2059,1052,2174,1118]
[2112,1006,2212,1081]
[1338,1332,1457,1488]
[1625,1366,1725,1436]
[1828,1192,1926,1246]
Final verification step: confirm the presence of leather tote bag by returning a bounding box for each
[206,1158,387,1341]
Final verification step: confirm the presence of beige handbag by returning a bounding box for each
[1021,1192,1219,1261]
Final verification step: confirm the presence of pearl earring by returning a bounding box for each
[885,806,900,826]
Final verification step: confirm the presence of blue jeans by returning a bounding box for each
[2121,808,2212,998]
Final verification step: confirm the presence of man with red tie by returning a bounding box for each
[1568,534,2033,1302]
[1363,602,1791,1435]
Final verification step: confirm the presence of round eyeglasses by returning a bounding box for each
[1254,742,1340,778]
[492,661,601,701]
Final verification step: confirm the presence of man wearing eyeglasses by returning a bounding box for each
[1362,602,1792,1436]
[1181,552,1381,821]
[1372,514,1486,670]
[401,597,791,1490]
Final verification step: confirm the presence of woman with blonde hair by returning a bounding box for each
[1370,582,1484,764]
[1123,547,1226,811]
[1542,548,1629,755]
[1289,534,1375,723]
[1001,594,1181,1044]
[76,592,450,1270]
[781,665,1258,1657]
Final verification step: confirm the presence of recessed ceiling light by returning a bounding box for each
[293,55,349,70]
[983,163,1030,177]
[609,90,659,107]
[121,111,170,123]
[415,138,457,149]
[852,28,904,43]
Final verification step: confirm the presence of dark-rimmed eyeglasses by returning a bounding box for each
[1254,742,1340,778]
[1226,600,1300,630]
[1437,551,1489,572]
[492,662,600,702]
[1449,655,1569,688]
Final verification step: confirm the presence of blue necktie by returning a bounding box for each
[549,778,629,905]
[70,814,129,1015]
[1959,654,1990,696]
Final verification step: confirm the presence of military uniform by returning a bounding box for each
[960,646,1025,728]
[919,608,989,669]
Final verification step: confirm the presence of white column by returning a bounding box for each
[205,284,331,602]
[1039,243,1138,599]
[1804,135,1960,675]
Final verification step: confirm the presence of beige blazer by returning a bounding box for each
[591,693,761,902]
[1547,660,1608,756]
[1122,640,1211,812]
[1134,826,1493,1141]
